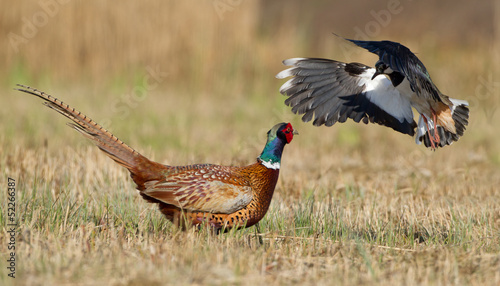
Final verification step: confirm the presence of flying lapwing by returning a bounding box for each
[276,35,469,150]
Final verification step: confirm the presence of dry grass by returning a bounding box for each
[1,117,499,285]
[1,0,500,285]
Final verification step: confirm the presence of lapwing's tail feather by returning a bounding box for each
[417,98,469,149]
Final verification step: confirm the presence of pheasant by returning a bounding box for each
[276,35,469,150]
[16,85,298,232]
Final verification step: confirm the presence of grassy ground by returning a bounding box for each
[1,1,500,285]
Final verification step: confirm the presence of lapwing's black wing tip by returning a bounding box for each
[333,35,385,56]
[332,33,359,45]
[332,33,374,54]
[331,32,344,39]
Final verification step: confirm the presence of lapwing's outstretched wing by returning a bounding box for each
[277,58,417,135]
[343,37,442,103]
[277,36,469,150]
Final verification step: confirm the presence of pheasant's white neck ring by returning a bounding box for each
[259,158,281,170]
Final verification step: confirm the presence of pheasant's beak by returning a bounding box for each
[293,129,299,135]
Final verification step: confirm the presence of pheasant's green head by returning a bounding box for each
[258,122,298,169]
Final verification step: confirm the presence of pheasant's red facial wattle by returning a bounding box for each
[282,123,297,143]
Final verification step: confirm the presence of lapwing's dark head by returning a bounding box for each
[371,60,394,80]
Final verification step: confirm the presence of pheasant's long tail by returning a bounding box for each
[16,84,167,190]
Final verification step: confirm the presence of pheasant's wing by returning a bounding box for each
[277,58,416,136]
[142,164,253,214]
[344,38,442,102]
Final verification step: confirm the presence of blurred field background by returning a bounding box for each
[1,0,499,285]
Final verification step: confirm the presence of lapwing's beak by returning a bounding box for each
[371,71,381,80]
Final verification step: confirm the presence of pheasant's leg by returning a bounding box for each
[254,223,263,245]
[423,116,437,150]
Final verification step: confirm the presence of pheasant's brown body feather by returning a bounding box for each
[17,85,294,232]
[143,164,254,214]
[158,163,279,230]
